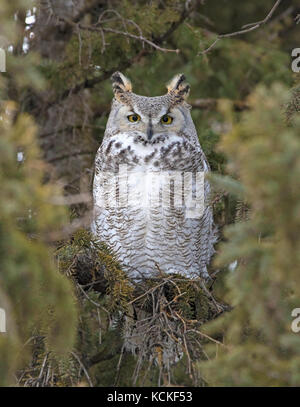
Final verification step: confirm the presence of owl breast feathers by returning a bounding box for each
[91,72,217,280]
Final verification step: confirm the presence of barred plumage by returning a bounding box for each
[91,72,217,280]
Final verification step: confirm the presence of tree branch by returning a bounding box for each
[199,0,282,55]
[155,0,197,43]
[59,15,179,54]
[42,2,194,106]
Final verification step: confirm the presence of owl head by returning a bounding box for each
[106,72,193,143]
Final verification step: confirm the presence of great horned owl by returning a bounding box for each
[91,72,217,280]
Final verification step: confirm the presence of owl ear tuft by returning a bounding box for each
[166,73,190,102]
[111,72,132,102]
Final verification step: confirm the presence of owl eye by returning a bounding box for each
[161,115,173,125]
[127,114,141,123]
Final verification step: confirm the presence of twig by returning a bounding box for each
[127,278,173,306]
[114,344,125,386]
[200,0,282,55]
[38,353,49,380]
[41,2,191,107]
[241,0,282,29]
[174,310,192,376]
[58,16,179,54]
[187,328,226,347]
[77,283,111,325]
[71,351,93,387]
[77,25,82,66]
[156,0,196,43]
[81,25,179,54]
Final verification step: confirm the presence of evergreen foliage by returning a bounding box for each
[0,1,77,386]
[199,84,300,386]
[0,0,299,387]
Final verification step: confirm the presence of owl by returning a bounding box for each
[91,72,217,281]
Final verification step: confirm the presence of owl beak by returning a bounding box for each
[147,120,153,141]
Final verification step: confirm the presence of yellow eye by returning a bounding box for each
[127,114,141,123]
[161,115,173,125]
